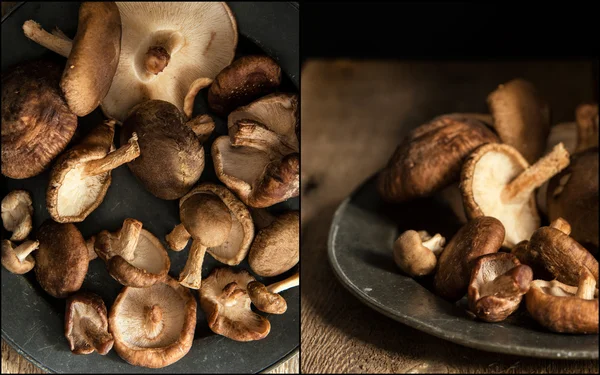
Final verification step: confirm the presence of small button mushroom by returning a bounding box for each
[1,59,77,179]
[65,292,114,355]
[1,240,39,274]
[109,277,197,368]
[248,211,299,277]
[467,253,533,322]
[247,271,299,314]
[208,55,282,116]
[2,190,33,241]
[526,267,598,334]
[486,79,551,164]
[574,103,598,153]
[393,230,445,277]
[46,119,140,223]
[433,217,505,302]
[460,142,570,248]
[199,267,271,341]
[94,219,170,288]
[212,93,300,208]
[35,220,89,298]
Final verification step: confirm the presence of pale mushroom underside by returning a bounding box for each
[56,165,109,218]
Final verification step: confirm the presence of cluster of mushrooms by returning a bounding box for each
[1,2,299,369]
[380,79,598,334]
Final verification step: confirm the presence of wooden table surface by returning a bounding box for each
[300,60,599,373]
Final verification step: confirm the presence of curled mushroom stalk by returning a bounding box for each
[65,292,114,355]
[47,120,140,223]
[393,230,445,277]
[468,253,533,322]
[2,190,33,241]
[526,268,598,334]
[574,103,599,153]
[1,240,39,274]
[461,142,570,248]
[248,271,299,314]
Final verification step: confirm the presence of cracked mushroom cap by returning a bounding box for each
[433,216,505,302]
[95,219,170,288]
[109,276,197,368]
[2,190,33,241]
[468,253,533,322]
[35,220,88,298]
[212,93,299,208]
[1,239,39,274]
[248,211,299,277]
[1,59,77,179]
[199,267,270,341]
[208,55,282,116]
[65,292,114,355]
[47,119,140,222]
[121,100,205,200]
[377,114,499,203]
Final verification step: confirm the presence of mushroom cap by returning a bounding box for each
[547,148,599,249]
[433,216,505,301]
[65,292,114,355]
[510,240,554,280]
[180,193,232,247]
[460,143,538,248]
[35,220,88,298]
[248,211,299,277]
[208,55,282,116]
[1,240,38,274]
[1,190,33,241]
[46,120,116,223]
[179,183,254,265]
[95,221,170,288]
[101,2,238,122]
[1,59,77,179]
[526,279,598,334]
[487,78,551,164]
[212,93,299,208]
[199,267,270,341]
[377,114,499,202]
[247,281,287,314]
[467,253,532,322]
[392,230,444,278]
[60,2,121,116]
[109,276,197,368]
[121,100,205,200]
[528,226,598,286]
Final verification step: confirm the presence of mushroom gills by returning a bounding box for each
[56,168,110,218]
[218,142,271,185]
[68,301,114,354]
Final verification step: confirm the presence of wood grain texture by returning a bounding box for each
[300,60,599,374]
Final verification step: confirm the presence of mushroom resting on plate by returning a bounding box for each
[1,240,39,274]
[393,230,445,278]
[247,271,299,314]
[65,292,114,355]
[2,190,33,241]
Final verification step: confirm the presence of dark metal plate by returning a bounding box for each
[328,175,598,360]
[1,2,299,373]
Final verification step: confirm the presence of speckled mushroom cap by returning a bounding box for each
[199,267,270,341]
[65,292,114,355]
[35,220,88,298]
[377,114,499,202]
[1,59,77,179]
[109,276,197,368]
[248,211,299,277]
[179,183,254,265]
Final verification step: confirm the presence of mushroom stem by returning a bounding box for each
[549,218,571,236]
[118,219,143,262]
[22,20,72,58]
[13,240,39,263]
[576,268,597,300]
[79,319,114,354]
[51,27,71,42]
[83,133,140,176]
[145,46,171,75]
[575,103,598,153]
[143,304,164,339]
[231,120,295,157]
[165,223,191,251]
[179,240,207,289]
[501,143,570,203]
[186,114,215,143]
[221,282,247,306]
[86,236,98,261]
[267,272,299,294]
[419,232,446,257]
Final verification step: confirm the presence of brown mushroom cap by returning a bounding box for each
[247,271,299,314]
[510,240,554,281]
[180,193,233,247]
[59,2,121,117]
[212,93,300,208]
[468,253,533,322]
[109,276,197,368]
[208,55,282,116]
[121,100,205,200]
[248,211,299,277]
[377,114,499,203]
[199,267,270,341]
[35,220,88,298]
[1,59,77,179]
[95,219,170,288]
[392,230,445,278]
[433,216,505,301]
[1,190,33,241]
[487,78,551,164]
[1,240,39,274]
[65,292,114,355]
